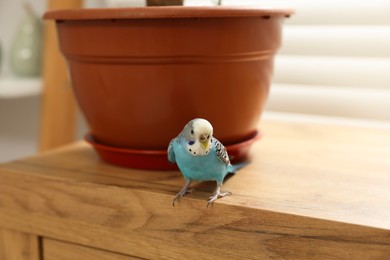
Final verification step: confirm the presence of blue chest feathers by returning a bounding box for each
[172,140,228,182]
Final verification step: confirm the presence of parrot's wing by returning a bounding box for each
[167,138,176,164]
[212,137,231,165]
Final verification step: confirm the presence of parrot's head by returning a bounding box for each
[183,118,213,156]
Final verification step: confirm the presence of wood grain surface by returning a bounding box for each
[1,120,390,259]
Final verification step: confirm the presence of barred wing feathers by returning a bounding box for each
[212,138,231,165]
[167,139,176,164]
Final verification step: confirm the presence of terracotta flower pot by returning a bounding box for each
[45,7,293,169]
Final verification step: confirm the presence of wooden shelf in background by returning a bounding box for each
[0,76,42,98]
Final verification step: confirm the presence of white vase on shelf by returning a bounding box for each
[9,2,43,78]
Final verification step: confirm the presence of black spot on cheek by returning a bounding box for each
[189,149,192,152]
[194,152,196,155]
[188,141,195,145]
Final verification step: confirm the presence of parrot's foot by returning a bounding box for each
[172,193,183,207]
[172,182,195,207]
[186,187,196,194]
[173,189,195,206]
[207,191,232,207]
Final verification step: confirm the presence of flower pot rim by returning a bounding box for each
[85,130,261,155]
[44,6,294,21]
[84,130,261,170]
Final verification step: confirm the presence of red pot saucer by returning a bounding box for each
[85,131,262,171]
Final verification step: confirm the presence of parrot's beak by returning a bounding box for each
[200,140,209,151]
[199,134,209,150]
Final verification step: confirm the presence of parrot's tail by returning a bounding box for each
[228,161,250,174]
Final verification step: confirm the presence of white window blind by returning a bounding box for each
[260,0,390,121]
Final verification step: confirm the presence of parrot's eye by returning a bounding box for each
[191,130,194,135]
[207,135,210,139]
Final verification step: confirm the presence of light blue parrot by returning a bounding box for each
[168,118,245,207]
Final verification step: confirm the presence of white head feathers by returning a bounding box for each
[185,118,213,156]
[192,118,213,137]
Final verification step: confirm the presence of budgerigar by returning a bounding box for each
[168,118,245,207]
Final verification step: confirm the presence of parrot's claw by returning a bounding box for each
[172,193,182,207]
[172,186,196,207]
[207,191,232,207]
[186,188,196,194]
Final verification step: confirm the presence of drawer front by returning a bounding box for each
[44,239,139,260]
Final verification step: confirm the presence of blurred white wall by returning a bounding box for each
[0,0,91,163]
[0,0,46,162]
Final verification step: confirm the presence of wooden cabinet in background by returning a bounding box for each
[0,229,40,260]
[44,239,138,260]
